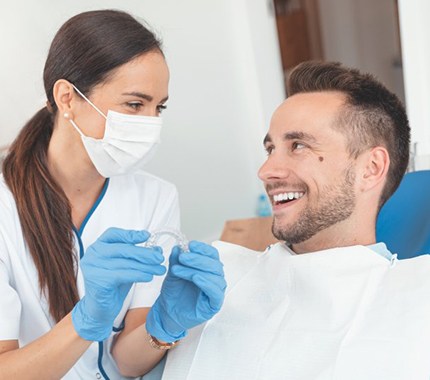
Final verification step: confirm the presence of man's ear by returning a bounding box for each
[359,146,390,192]
[52,79,76,119]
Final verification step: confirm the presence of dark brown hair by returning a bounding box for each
[287,61,410,208]
[2,10,162,322]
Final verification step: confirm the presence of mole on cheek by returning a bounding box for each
[318,156,324,162]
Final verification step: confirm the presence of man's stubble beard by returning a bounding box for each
[272,166,356,245]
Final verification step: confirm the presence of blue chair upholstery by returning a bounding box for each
[376,170,430,259]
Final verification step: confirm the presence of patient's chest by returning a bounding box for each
[164,243,430,380]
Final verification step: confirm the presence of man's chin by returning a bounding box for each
[272,221,293,242]
[272,220,314,245]
[272,217,296,237]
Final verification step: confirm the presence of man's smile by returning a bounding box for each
[267,190,306,213]
[272,191,305,204]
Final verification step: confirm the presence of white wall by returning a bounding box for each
[317,0,430,162]
[398,0,430,158]
[318,0,404,102]
[0,0,285,241]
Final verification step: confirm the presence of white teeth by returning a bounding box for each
[273,192,304,203]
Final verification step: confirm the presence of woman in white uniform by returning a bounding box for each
[0,10,226,379]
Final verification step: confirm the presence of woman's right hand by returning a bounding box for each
[146,241,226,343]
[71,227,166,342]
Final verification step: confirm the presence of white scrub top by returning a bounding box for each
[164,241,430,380]
[0,171,180,380]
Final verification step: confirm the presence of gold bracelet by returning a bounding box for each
[147,333,180,351]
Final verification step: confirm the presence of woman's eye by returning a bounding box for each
[127,102,143,111]
[157,104,167,114]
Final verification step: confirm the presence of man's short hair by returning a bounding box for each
[287,61,410,209]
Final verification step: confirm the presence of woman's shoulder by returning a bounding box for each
[0,175,22,263]
[0,174,17,215]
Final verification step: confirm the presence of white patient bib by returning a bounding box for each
[163,242,430,380]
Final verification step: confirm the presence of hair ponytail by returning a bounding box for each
[2,10,162,322]
[3,107,79,321]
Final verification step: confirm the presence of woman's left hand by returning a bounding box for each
[145,241,226,343]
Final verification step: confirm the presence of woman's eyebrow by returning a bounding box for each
[122,91,153,101]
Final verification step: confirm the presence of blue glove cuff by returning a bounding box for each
[146,308,187,343]
[72,300,113,342]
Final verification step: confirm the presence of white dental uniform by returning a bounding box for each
[0,171,180,380]
[163,241,430,380]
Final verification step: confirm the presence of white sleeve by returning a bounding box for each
[0,229,22,340]
[130,186,181,309]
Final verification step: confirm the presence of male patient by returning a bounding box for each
[161,62,430,379]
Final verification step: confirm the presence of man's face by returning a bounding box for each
[258,92,357,245]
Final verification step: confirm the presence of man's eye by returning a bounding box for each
[292,142,306,150]
[265,145,274,155]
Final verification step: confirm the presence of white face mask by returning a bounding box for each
[66,85,162,178]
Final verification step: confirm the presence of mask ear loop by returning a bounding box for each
[63,112,86,138]
[71,84,107,120]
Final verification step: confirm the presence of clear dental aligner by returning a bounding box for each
[145,228,189,252]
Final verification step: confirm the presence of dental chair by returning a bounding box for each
[376,170,430,259]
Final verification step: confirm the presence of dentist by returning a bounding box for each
[0,10,225,380]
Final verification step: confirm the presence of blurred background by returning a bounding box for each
[0,0,428,241]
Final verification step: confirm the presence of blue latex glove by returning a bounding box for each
[146,241,226,343]
[72,227,166,341]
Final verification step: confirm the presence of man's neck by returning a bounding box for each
[291,220,376,254]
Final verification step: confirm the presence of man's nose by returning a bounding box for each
[258,154,290,182]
